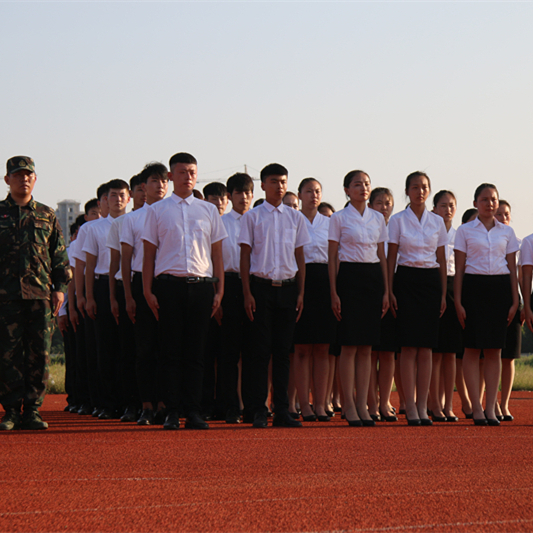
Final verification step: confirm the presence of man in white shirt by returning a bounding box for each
[71,189,108,416]
[142,153,227,430]
[84,179,130,419]
[238,163,310,428]
[120,162,169,426]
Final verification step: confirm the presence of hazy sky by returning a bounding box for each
[1,2,532,236]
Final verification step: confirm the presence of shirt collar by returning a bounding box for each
[230,209,242,220]
[264,200,285,213]
[472,216,504,231]
[4,194,36,210]
[347,202,367,218]
[407,205,428,224]
[170,192,195,205]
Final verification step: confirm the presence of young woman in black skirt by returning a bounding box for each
[494,200,522,421]
[429,190,461,422]
[388,172,448,426]
[328,170,389,426]
[454,184,519,426]
[293,178,336,421]
[367,187,398,422]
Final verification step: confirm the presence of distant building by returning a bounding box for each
[56,199,81,245]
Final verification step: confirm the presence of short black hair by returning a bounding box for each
[260,163,288,182]
[169,152,197,168]
[461,208,478,224]
[140,162,168,184]
[253,198,264,207]
[96,183,110,200]
[432,190,456,208]
[369,187,393,206]
[129,173,142,191]
[227,173,254,194]
[318,202,335,214]
[203,182,227,198]
[70,214,86,237]
[192,189,204,200]
[84,198,99,214]
[107,178,130,192]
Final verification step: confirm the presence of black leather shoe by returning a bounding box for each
[406,417,421,426]
[98,408,116,420]
[225,411,241,424]
[289,411,301,420]
[253,412,268,428]
[474,418,488,426]
[347,418,363,427]
[379,409,398,422]
[316,415,331,422]
[185,413,209,430]
[302,414,317,422]
[487,418,501,426]
[370,413,381,422]
[496,415,504,422]
[163,411,180,430]
[420,418,433,426]
[502,414,514,422]
[462,407,474,419]
[361,419,376,427]
[444,413,459,422]
[120,406,138,423]
[431,414,447,422]
[78,404,93,416]
[0,408,21,431]
[63,405,71,412]
[69,405,80,414]
[272,413,303,428]
[92,407,101,417]
[137,409,154,425]
[325,410,335,418]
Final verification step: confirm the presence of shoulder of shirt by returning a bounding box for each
[426,210,444,223]
[522,233,533,245]
[195,198,218,215]
[32,201,56,218]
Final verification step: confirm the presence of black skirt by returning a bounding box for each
[293,263,336,345]
[501,306,522,359]
[435,276,463,353]
[336,262,383,346]
[462,274,512,350]
[372,309,397,353]
[394,266,441,349]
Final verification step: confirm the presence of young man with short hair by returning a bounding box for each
[142,153,227,430]
[84,179,130,419]
[0,156,71,430]
[203,182,229,216]
[129,173,146,211]
[120,162,169,425]
[218,173,254,423]
[238,163,309,428]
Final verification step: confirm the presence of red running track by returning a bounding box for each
[1,392,533,533]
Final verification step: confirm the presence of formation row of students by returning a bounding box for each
[59,154,527,431]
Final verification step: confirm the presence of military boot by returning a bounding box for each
[0,408,21,430]
[21,408,48,430]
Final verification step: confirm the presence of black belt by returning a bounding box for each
[94,274,109,280]
[225,272,241,279]
[157,274,218,284]
[251,275,296,287]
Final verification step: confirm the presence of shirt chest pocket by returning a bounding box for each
[33,219,51,245]
[283,228,296,245]
[190,219,209,237]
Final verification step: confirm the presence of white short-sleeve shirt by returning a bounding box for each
[328,204,387,264]
[120,205,149,274]
[238,201,310,280]
[388,207,448,269]
[70,218,100,263]
[142,193,227,278]
[454,217,519,275]
[520,234,533,267]
[82,216,116,275]
[106,216,127,280]
[222,209,243,273]
[445,226,456,276]
[303,212,330,264]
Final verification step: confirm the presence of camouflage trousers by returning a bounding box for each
[0,300,52,409]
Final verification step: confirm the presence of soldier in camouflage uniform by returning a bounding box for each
[0,156,71,430]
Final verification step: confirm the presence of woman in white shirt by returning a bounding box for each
[293,178,336,422]
[329,170,389,426]
[367,187,398,422]
[429,190,462,423]
[493,199,521,422]
[454,183,519,426]
[388,172,448,426]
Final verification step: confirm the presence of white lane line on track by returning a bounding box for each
[1,487,533,518]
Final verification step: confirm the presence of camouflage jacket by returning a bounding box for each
[0,195,71,301]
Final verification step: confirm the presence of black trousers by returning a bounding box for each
[242,280,297,416]
[201,318,223,416]
[154,277,214,415]
[78,312,101,408]
[116,281,139,408]
[132,273,162,405]
[62,304,79,406]
[94,277,121,410]
[218,274,251,415]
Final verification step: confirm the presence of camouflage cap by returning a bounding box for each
[6,156,35,175]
